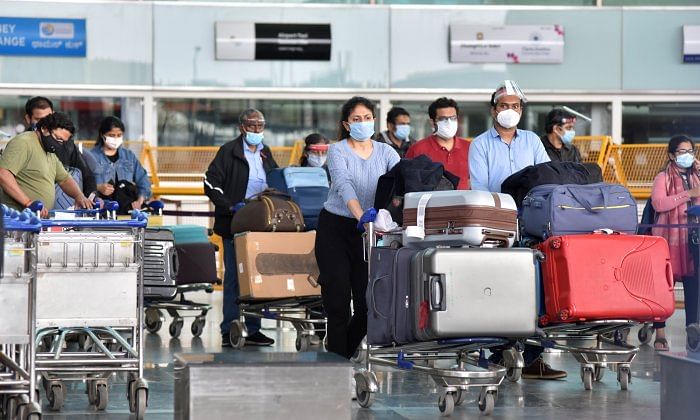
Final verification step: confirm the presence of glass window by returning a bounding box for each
[0,96,140,142]
[622,102,700,144]
[156,98,347,147]
[390,101,602,140]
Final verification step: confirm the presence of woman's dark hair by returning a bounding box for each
[299,133,329,166]
[337,96,375,140]
[667,135,694,156]
[36,111,75,135]
[95,116,126,147]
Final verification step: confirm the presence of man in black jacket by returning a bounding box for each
[204,109,278,347]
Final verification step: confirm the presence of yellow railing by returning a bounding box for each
[600,144,675,199]
[572,136,611,168]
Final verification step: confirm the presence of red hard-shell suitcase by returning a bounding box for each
[537,233,675,325]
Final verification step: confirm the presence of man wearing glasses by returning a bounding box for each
[204,108,278,348]
[406,97,470,189]
[0,111,93,218]
[469,80,550,193]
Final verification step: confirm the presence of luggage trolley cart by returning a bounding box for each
[229,296,326,351]
[0,207,42,420]
[353,222,513,417]
[32,203,150,418]
[525,321,639,391]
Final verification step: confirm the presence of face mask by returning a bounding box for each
[560,129,575,145]
[244,131,264,146]
[307,154,327,168]
[348,121,375,141]
[676,152,694,169]
[496,109,521,129]
[104,136,123,150]
[435,119,458,139]
[40,133,60,154]
[394,124,411,141]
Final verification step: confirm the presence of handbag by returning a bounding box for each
[230,189,305,234]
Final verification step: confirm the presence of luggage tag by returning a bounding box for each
[405,193,432,240]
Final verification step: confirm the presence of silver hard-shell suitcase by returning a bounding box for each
[143,228,178,300]
[402,190,518,249]
[412,247,538,340]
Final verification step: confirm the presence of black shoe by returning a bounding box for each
[245,331,275,347]
[221,333,231,348]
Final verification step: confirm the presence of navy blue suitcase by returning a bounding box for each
[267,167,329,231]
[367,247,419,346]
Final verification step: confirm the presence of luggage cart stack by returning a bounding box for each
[0,206,42,420]
[32,202,149,418]
[354,223,522,417]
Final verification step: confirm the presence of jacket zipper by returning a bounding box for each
[557,205,631,210]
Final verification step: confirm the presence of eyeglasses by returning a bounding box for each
[435,115,458,123]
[676,149,695,155]
[242,120,265,130]
[496,103,521,111]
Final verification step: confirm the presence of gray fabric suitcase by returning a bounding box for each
[402,190,517,249]
[412,247,538,340]
[367,247,419,346]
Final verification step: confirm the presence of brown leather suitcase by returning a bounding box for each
[231,189,305,234]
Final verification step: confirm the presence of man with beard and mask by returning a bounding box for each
[204,108,279,348]
[469,80,550,193]
[0,112,93,217]
[405,97,470,189]
[540,108,582,163]
[20,97,98,209]
[470,81,564,380]
[375,107,414,158]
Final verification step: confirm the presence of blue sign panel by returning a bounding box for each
[0,17,86,57]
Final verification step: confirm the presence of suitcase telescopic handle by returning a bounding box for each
[429,274,446,312]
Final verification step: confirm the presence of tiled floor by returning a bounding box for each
[37,291,689,419]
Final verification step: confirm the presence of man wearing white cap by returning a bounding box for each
[469,80,550,193]
[469,81,566,380]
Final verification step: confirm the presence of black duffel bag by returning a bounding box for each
[501,161,603,208]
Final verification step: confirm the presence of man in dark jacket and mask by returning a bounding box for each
[204,108,278,347]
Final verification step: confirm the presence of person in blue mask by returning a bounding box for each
[315,96,400,358]
[375,106,413,158]
[204,108,278,348]
[540,108,582,163]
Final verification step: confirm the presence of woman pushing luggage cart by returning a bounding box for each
[30,201,150,418]
[0,206,42,420]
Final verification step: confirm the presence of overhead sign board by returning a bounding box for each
[683,25,700,63]
[216,22,331,61]
[0,17,86,57]
[450,25,564,64]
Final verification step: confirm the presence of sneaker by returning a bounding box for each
[221,333,231,348]
[245,331,275,347]
[521,357,567,380]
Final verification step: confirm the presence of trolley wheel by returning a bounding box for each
[48,384,64,411]
[95,382,109,411]
[191,317,206,338]
[295,335,311,352]
[355,382,374,408]
[134,388,147,419]
[438,393,455,417]
[582,368,593,391]
[477,390,495,416]
[87,381,97,405]
[594,366,605,382]
[454,389,467,406]
[229,321,246,349]
[323,335,328,352]
[168,318,184,338]
[618,366,631,391]
[506,367,522,382]
[145,308,164,334]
